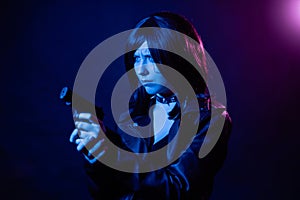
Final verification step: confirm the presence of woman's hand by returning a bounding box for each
[70,112,107,164]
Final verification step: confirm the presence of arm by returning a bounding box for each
[73,109,232,199]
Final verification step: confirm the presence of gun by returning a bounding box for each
[59,86,104,120]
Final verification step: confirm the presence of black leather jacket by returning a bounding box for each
[84,95,232,200]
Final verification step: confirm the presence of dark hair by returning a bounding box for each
[124,11,209,120]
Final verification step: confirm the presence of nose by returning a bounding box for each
[136,60,149,76]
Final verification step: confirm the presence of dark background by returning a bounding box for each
[1,0,299,199]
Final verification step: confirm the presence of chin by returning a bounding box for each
[144,87,158,95]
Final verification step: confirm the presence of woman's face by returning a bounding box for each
[134,41,171,96]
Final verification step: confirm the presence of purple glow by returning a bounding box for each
[286,0,300,31]
[269,0,300,49]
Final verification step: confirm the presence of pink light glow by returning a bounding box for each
[269,0,300,48]
[286,0,300,30]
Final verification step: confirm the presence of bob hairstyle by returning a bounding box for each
[124,11,210,120]
[125,11,208,95]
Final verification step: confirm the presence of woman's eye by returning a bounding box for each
[134,56,141,62]
[134,55,154,64]
[145,55,154,62]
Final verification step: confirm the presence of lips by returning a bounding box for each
[141,80,156,87]
[141,79,153,83]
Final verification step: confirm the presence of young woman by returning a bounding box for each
[70,11,232,200]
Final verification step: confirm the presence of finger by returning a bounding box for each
[75,138,82,145]
[70,129,79,143]
[87,139,105,156]
[75,121,99,132]
[76,136,91,151]
[85,136,98,151]
[79,130,97,139]
[77,136,96,152]
[92,148,107,163]
[78,113,99,123]
[94,148,106,160]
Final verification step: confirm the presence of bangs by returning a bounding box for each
[126,26,173,52]
[125,27,170,71]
